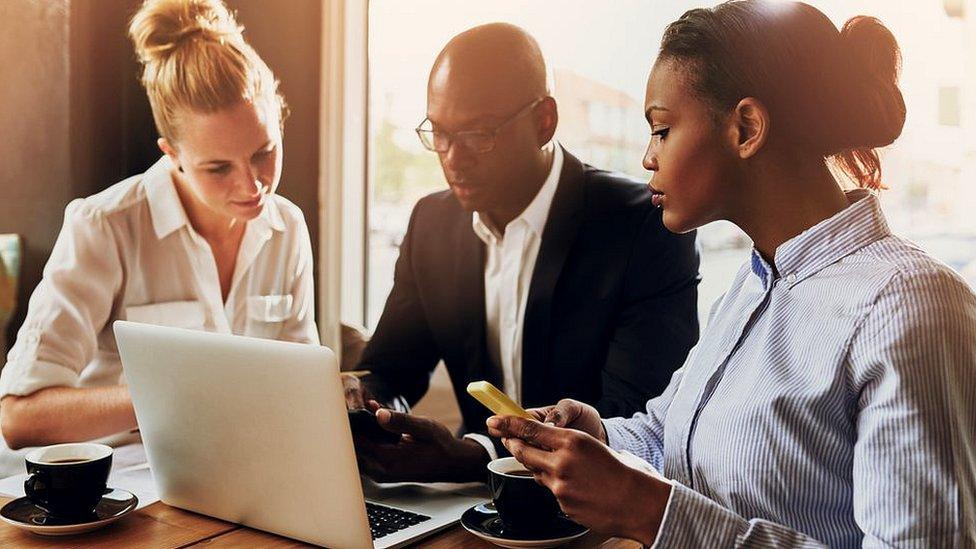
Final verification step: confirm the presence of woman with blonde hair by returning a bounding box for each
[0,0,317,472]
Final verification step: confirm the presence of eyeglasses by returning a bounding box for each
[415,97,546,154]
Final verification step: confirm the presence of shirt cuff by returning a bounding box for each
[600,418,627,451]
[0,359,78,398]
[386,395,410,414]
[647,480,676,549]
[463,433,498,461]
[650,482,749,548]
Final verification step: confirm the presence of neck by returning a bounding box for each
[730,159,849,268]
[483,146,554,232]
[172,171,245,244]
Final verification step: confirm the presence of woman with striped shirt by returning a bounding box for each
[488,1,976,547]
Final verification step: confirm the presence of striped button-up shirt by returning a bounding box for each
[605,190,976,548]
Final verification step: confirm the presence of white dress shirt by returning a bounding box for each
[473,144,562,402]
[0,156,318,473]
[465,144,563,458]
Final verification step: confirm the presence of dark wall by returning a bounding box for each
[0,0,322,349]
[230,0,322,261]
[71,0,159,197]
[0,1,74,349]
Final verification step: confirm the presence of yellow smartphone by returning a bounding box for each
[466,381,534,419]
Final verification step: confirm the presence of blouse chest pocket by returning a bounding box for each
[125,300,206,330]
[246,294,293,338]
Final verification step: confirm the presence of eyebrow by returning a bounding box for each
[197,140,274,166]
[644,105,670,123]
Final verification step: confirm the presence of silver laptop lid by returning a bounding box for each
[114,321,373,549]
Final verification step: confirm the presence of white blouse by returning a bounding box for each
[0,155,319,399]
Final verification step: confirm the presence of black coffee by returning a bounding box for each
[26,449,112,518]
[489,465,561,534]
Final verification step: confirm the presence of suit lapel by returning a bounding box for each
[521,150,586,405]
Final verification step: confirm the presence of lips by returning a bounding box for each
[232,195,263,208]
[648,182,665,208]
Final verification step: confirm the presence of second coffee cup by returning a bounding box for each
[487,456,561,535]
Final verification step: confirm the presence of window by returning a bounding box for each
[365,0,976,328]
[939,86,962,126]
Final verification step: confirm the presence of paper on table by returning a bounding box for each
[0,443,160,510]
[112,442,148,470]
[104,464,160,510]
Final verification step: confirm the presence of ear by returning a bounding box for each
[535,96,558,147]
[157,137,180,168]
[731,97,769,160]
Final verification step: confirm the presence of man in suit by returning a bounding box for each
[347,23,700,483]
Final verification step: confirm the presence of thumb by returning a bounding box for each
[376,409,436,439]
[542,400,578,428]
[526,406,554,423]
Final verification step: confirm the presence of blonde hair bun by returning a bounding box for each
[128,0,286,141]
[130,0,243,64]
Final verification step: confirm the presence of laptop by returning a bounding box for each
[113,321,485,548]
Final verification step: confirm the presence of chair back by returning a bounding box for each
[0,234,22,357]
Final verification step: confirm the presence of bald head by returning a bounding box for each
[429,23,549,117]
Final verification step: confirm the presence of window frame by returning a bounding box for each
[319,0,369,352]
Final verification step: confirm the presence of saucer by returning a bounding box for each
[0,488,138,536]
[460,502,588,548]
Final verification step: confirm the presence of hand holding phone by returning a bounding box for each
[348,408,401,444]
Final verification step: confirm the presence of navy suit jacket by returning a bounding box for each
[359,149,700,436]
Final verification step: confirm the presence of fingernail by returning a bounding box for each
[486,417,499,428]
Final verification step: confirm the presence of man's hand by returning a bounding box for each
[354,403,490,483]
[486,415,669,545]
[341,373,370,410]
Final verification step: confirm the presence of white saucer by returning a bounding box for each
[461,502,588,548]
[0,488,138,536]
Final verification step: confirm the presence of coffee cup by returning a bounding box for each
[487,456,561,534]
[24,443,113,519]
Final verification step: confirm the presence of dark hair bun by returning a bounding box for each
[829,15,906,153]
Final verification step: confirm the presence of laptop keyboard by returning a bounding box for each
[366,502,432,539]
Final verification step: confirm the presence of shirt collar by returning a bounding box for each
[144,155,189,239]
[472,143,564,245]
[750,250,773,291]
[753,189,890,288]
[144,155,286,240]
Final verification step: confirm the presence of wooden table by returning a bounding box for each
[0,497,640,548]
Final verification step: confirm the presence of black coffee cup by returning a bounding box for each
[24,443,113,519]
[487,457,561,535]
